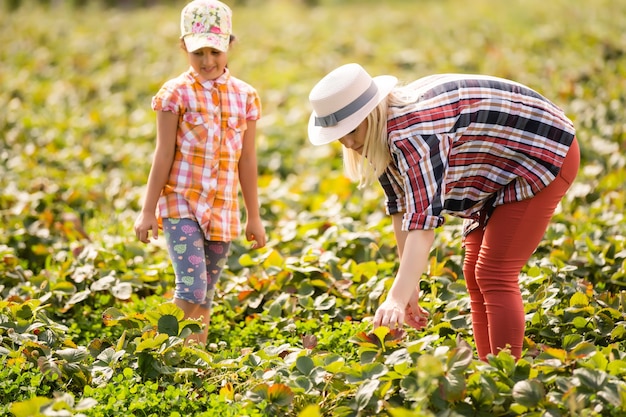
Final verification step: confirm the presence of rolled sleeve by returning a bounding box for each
[379,169,405,215]
[403,212,445,230]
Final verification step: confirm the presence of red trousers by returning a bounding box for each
[463,137,580,360]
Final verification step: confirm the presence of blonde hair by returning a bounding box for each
[342,85,417,188]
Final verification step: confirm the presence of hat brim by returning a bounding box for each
[308,75,398,146]
[183,33,230,53]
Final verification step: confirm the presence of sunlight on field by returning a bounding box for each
[1,1,626,416]
[1,0,625,267]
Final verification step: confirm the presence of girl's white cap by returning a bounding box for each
[180,0,232,53]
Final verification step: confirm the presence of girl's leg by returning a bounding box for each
[465,138,579,359]
[197,240,231,331]
[162,218,229,344]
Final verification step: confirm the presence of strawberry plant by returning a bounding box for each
[1,0,626,416]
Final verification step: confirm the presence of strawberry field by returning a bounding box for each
[1,0,625,416]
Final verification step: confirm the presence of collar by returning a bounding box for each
[187,67,231,88]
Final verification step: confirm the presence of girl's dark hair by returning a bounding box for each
[179,34,237,51]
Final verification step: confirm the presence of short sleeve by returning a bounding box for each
[151,80,183,114]
[245,88,261,121]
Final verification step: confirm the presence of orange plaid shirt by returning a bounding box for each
[152,68,261,241]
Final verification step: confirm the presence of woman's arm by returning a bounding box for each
[373,226,434,328]
[134,111,177,242]
[238,120,266,248]
[392,213,408,259]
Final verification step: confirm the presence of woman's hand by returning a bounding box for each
[404,286,429,329]
[373,297,407,329]
[404,303,429,330]
[373,293,429,330]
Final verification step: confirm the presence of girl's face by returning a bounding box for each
[338,119,367,154]
[187,47,228,81]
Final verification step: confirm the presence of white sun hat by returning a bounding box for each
[308,63,398,146]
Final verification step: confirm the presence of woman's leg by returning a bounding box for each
[463,226,492,359]
[464,138,580,359]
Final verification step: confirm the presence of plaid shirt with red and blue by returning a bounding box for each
[378,74,576,236]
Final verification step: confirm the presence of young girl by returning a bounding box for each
[308,63,579,360]
[134,0,266,345]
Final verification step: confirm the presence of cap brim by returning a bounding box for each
[183,33,230,53]
[308,75,398,146]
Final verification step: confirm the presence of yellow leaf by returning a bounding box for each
[9,397,50,417]
[220,382,234,400]
[569,292,589,308]
[297,404,321,417]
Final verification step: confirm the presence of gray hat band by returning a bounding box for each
[314,81,378,128]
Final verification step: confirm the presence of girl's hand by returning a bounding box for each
[134,212,159,243]
[245,217,266,249]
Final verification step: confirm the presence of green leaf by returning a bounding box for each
[50,281,77,294]
[95,347,125,366]
[158,314,180,337]
[158,302,185,319]
[574,368,607,391]
[238,253,256,267]
[313,293,336,311]
[55,347,89,363]
[416,354,444,379]
[91,275,116,291]
[512,380,545,408]
[294,375,312,392]
[145,302,184,326]
[135,333,169,352]
[354,379,379,411]
[607,359,626,376]
[440,371,466,402]
[345,362,387,383]
[14,304,34,321]
[570,341,597,357]
[249,383,269,402]
[268,383,294,407]
[267,299,283,318]
[295,355,315,376]
[353,261,379,280]
[64,290,91,308]
[101,307,125,326]
[75,398,98,411]
[446,345,473,374]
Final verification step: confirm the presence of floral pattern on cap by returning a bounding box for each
[181,0,232,52]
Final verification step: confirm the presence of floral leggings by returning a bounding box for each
[162,218,230,309]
